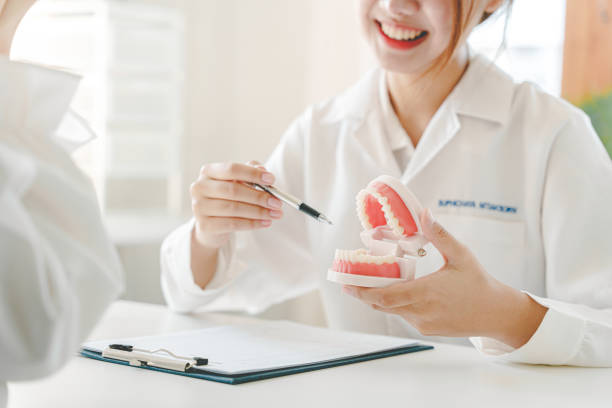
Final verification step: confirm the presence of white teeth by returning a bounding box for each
[370,188,405,237]
[356,189,373,230]
[356,186,406,237]
[335,248,396,264]
[381,23,423,41]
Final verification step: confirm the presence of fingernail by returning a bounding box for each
[260,220,272,227]
[269,210,282,219]
[423,208,435,229]
[261,173,275,184]
[342,286,354,296]
[267,198,282,209]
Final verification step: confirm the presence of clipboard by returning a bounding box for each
[80,320,433,384]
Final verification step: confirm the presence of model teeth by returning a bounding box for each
[381,23,425,41]
[356,187,405,237]
[335,248,396,264]
[356,189,373,230]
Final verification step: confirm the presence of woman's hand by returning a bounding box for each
[344,209,548,349]
[189,160,283,289]
[190,160,283,250]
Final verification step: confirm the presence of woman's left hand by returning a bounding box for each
[344,209,548,348]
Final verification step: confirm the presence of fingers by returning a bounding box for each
[246,160,265,169]
[370,303,411,315]
[198,216,272,234]
[369,303,438,336]
[190,160,283,242]
[344,284,434,335]
[192,179,281,209]
[194,197,282,220]
[343,281,420,309]
[201,162,275,185]
[420,208,469,266]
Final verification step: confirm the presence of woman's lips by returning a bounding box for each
[375,20,428,50]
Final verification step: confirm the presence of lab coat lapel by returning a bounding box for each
[333,68,402,177]
[403,102,460,182]
[402,54,513,182]
[353,112,403,177]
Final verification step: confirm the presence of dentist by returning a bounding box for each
[162,0,612,366]
[0,1,123,406]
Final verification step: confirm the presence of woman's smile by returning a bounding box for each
[375,19,429,50]
[360,0,453,73]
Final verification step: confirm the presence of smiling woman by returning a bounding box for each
[361,0,508,75]
[159,0,612,368]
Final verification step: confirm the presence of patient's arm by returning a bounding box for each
[0,0,37,55]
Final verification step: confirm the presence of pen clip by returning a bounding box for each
[103,344,208,372]
[249,182,271,193]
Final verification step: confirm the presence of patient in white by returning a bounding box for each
[0,1,123,406]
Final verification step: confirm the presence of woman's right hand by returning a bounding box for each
[190,161,284,250]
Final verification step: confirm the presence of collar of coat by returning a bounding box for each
[0,55,81,137]
[323,53,515,127]
[0,55,95,152]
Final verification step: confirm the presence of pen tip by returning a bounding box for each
[319,215,333,225]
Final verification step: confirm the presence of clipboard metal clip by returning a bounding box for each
[102,344,208,372]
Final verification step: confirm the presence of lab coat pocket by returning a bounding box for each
[417,214,527,288]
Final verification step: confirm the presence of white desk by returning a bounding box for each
[8,301,612,408]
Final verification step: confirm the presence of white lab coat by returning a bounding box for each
[161,54,612,366]
[0,57,124,407]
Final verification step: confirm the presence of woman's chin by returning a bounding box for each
[376,54,431,75]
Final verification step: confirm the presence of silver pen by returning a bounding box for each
[250,183,333,225]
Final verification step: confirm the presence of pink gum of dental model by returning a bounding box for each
[327,175,429,288]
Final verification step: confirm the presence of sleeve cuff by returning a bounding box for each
[202,231,237,290]
[161,218,243,314]
[470,292,585,365]
[172,219,237,295]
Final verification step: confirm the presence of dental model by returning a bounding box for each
[327,175,428,288]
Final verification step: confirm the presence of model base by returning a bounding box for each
[327,269,406,288]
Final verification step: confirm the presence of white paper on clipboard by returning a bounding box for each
[82,320,418,375]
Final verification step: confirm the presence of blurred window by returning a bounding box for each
[12,0,185,217]
[469,0,567,96]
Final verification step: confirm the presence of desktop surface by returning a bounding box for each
[8,300,612,408]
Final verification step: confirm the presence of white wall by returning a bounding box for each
[173,1,376,326]
[180,0,374,205]
[116,0,374,326]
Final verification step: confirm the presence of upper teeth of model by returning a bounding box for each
[381,23,424,41]
[356,187,406,237]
